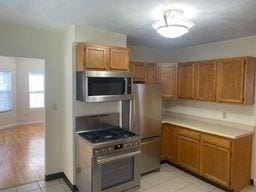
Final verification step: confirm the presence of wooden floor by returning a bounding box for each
[0,124,44,190]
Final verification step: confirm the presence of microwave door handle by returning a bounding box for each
[96,151,140,164]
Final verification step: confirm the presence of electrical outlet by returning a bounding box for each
[222,112,227,119]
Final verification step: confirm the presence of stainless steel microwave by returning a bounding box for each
[76,71,133,102]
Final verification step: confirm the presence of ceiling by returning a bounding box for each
[0,0,256,49]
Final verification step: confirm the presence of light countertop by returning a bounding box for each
[162,114,254,139]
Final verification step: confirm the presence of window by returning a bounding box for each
[0,72,12,112]
[29,73,44,108]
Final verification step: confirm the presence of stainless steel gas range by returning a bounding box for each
[75,113,141,192]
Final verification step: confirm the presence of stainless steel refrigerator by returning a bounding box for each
[132,84,162,174]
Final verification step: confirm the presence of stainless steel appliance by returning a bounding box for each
[132,84,162,174]
[75,113,141,192]
[76,71,133,102]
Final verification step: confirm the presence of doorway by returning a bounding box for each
[0,56,45,189]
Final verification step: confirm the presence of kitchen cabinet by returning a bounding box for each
[146,63,157,84]
[178,62,195,99]
[177,128,200,173]
[161,123,253,192]
[130,62,146,82]
[160,124,167,161]
[75,43,129,71]
[158,63,177,99]
[201,136,231,186]
[194,60,217,101]
[109,47,129,70]
[217,57,255,104]
[85,44,108,70]
[166,126,177,163]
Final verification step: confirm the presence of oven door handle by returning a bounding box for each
[96,151,140,164]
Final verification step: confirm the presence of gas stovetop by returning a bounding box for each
[78,127,136,143]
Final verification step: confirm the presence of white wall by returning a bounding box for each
[0,22,65,175]
[62,25,126,184]
[128,45,169,63]
[162,35,256,180]
[15,57,45,125]
[0,56,17,128]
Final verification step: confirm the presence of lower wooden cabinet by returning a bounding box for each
[178,134,200,173]
[201,142,231,186]
[161,123,252,192]
[161,123,177,163]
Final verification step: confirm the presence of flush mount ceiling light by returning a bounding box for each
[152,9,195,38]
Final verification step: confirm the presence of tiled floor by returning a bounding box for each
[138,163,256,192]
[0,163,255,192]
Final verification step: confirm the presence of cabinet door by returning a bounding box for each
[178,135,200,173]
[166,126,177,163]
[158,63,177,98]
[194,61,217,101]
[201,142,231,186]
[160,124,167,161]
[85,45,108,70]
[110,48,129,71]
[217,58,245,103]
[146,63,157,84]
[178,62,195,99]
[131,62,146,82]
[75,43,85,71]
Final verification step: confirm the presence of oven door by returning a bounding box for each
[92,151,140,192]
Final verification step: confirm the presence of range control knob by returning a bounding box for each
[124,143,128,148]
[135,141,139,146]
[95,150,99,154]
[108,147,113,151]
[130,142,134,147]
[101,149,106,152]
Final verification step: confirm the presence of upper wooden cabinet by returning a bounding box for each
[216,57,255,104]
[75,43,129,71]
[146,63,157,84]
[85,45,108,70]
[158,63,177,99]
[109,47,129,70]
[178,62,195,99]
[130,62,146,82]
[194,60,217,101]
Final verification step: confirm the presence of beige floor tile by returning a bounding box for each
[142,174,167,186]
[154,181,180,192]
[41,184,65,192]
[0,188,17,192]
[16,182,40,192]
[169,177,193,190]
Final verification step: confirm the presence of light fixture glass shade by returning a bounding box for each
[152,8,194,38]
[157,25,189,38]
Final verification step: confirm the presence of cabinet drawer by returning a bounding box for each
[202,134,231,149]
[179,128,200,140]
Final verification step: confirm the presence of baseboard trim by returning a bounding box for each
[45,172,78,192]
[161,161,234,192]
